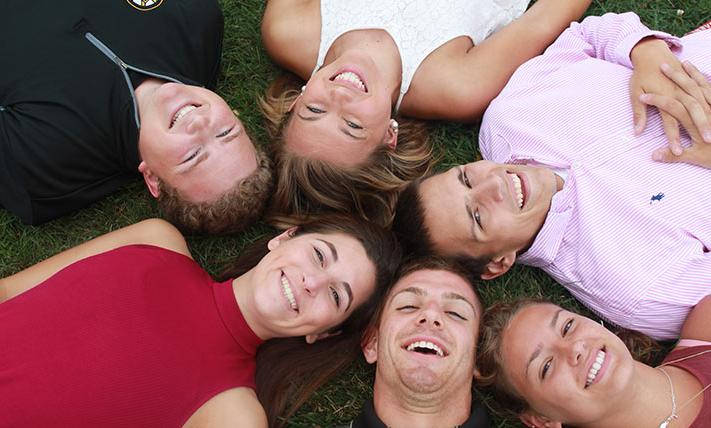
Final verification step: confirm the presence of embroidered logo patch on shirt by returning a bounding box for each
[650,193,665,204]
[126,0,163,11]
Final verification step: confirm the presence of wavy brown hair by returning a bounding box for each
[218,214,402,427]
[260,73,437,228]
[157,145,273,235]
[476,299,662,421]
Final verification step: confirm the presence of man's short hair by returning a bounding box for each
[393,177,488,276]
[392,178,436,256]
[157,145,273,235]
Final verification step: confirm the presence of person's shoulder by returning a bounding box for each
[183,387,267,428]
[261,0,320,77]
[119,219,190,258]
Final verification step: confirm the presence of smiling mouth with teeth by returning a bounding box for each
[508,172,525,209]
[280,273,298,312]
[331,71,367,92]
[405,340,446,357]
[585,349,606,387]
[170,104,198,128]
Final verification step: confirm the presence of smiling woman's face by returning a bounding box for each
[248,231,377,340]
[137,81,258,202]
[500,304,636,425]
[284,51,396,167]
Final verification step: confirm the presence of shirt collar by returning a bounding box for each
[349,399,490,428]
[518,173,574,268]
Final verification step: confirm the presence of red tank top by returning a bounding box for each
[0,245,263,427]
[661,345,711,428]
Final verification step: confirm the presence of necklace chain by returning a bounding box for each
[655,348,711,427]
[657,367,677,428]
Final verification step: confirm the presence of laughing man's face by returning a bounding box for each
[419,161,561,277]
[363,269,482,395]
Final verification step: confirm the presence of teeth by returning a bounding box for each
[334,71,366,91]
[509,173,524,209]
[280,275,298,311]
[585,350,606,387]
[405,340,444,357]
[170,105,197,128]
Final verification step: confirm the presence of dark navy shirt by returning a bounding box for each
[342,399,491,428]
[0,0,223,224]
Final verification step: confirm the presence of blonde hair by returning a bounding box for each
[157,146,273,235]
[260,74,437,228]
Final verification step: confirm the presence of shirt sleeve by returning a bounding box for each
[559,12,682,68]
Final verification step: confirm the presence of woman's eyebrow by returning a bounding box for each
[525,309,563,376]
[297,112,320,121]
[340,127,366,140]
[342,281,353,311]
[317,239,338,262]
[526,344,542,377]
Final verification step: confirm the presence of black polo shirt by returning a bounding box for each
[0,0,223,224]
[343,399,491,428]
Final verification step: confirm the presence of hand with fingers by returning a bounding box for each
[640,61,711,169]
[629,38,711,159]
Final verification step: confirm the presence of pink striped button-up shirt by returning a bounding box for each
[480,12,711,340]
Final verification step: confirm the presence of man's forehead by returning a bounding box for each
[419,169,450,194]
[387,269,476,304]
[418,179,467,257]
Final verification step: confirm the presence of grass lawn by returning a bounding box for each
[1,0,709,426]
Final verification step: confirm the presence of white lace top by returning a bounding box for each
[314,0,530,111]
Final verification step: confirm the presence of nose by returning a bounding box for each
[330,84,355,103]
[416,304,443,328]
[560,339,586,366]
[469,174,505,203]
[303,271,330,296]
[185,109,210,136]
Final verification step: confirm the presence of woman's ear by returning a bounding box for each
[520,410,562,428]
[383,119,399,150]
[267,227,298,251]
[305,329,341,344]
[287,86,305,112]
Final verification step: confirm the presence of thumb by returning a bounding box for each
[652,146,685,163]
[652,145,710,168]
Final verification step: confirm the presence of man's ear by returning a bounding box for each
[361,329,378,364]
[480,251,516,280]
[305,329,341,344]
[520,410,562,428]
[138,161,160,198]
[267,227,298,251]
